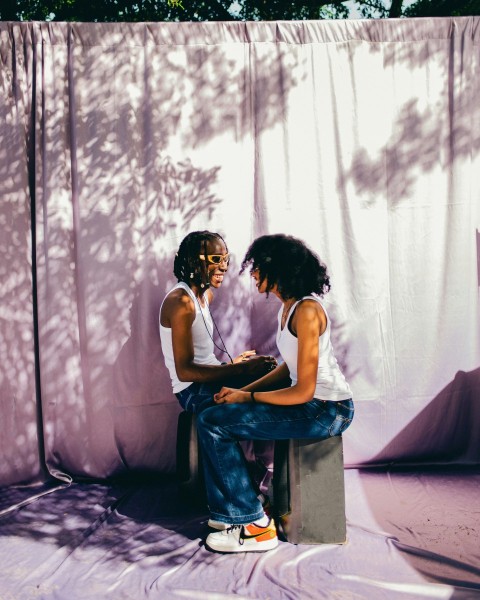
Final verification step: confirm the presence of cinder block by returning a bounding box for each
[176,411,206,506]
[273,435,346,544]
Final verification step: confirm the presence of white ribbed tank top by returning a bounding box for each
[159,282,220,393]
[276,295,352,401]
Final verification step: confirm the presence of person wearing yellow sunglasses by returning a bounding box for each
[160,231,277,516]
[160,230,277,414]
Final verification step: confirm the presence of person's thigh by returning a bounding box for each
[198,399,342,441]
[175,382,221,414]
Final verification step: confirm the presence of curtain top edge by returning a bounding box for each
[1,17,479,47]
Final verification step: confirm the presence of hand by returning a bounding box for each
[214,387,251,404]
[242,355,277,377]
[233,350,257,364]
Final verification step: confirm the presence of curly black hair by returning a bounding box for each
[174,230,227,289]
[240,234,330,299]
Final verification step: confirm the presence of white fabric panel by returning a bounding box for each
[0,24,42,485]
[0,18,478,482]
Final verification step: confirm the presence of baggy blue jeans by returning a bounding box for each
[175,381,274,494]
[196,398,354,525]
[175,381,220,414]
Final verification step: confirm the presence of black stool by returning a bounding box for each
[273,435,347,544]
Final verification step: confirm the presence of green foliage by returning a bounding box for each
[0,0,479,22]
[354,0,389,18]
[404,0,480,17]
[0,0,368,22]
[353,0,479,18]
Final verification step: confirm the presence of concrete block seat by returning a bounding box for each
[273,435,346,544]
[176,411,347,544]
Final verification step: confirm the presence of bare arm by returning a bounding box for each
[161,289,272,383]
[241,361,291,392]
[215,300,325,405]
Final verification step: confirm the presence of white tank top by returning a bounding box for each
[159,282,220,393]
[276,295,352,401]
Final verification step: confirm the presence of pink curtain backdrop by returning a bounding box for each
[0,18,479,486]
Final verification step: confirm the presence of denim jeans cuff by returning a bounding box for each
[209,508,265,526]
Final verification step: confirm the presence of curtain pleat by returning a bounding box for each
[0,18,479,485]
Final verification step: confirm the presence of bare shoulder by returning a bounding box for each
[161,288,195,326]
[295,299,326,331]
[297,298,325,316]
[164,288,195,313]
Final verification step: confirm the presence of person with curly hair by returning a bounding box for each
[159,230,276,414]
[197,234,354,553]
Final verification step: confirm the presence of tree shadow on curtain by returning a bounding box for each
[31,24,301,480]
[0,34,42,486]
[339,32,479,207]
[110,157,227,474]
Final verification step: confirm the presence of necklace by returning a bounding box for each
[281,299,297,330]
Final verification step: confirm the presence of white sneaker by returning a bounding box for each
[206,518,278,553]
[207,519,230,530]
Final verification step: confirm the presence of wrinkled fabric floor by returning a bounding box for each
[1,468,479,600]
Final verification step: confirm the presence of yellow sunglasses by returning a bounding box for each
[199,253,230,265]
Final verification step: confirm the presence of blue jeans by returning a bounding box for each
[175,382,221,414]
[176,381,275,494]
[196,398,354,525]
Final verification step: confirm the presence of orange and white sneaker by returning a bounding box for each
[206,518,278,553]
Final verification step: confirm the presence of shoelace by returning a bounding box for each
[226,524,245,545]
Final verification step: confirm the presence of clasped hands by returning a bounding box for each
[232,350,257,363]
[214,387,250,404]
[233,350,277,372]
[216,351,277,404]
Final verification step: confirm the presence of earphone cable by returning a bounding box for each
[195,296,234,364]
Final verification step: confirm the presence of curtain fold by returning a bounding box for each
[0,23,43,486]
[0,18,479,485]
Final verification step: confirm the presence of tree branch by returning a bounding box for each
[389,0,404,17]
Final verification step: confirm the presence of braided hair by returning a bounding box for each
[174,231,227,290]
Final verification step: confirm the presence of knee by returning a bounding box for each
[195,408,208,430]
[196,405,220,432]
[196,404,236,437]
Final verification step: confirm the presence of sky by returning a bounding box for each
[344,1,363,18]
[344,0,416,18]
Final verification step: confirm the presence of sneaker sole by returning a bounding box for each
[206,536,279,553]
